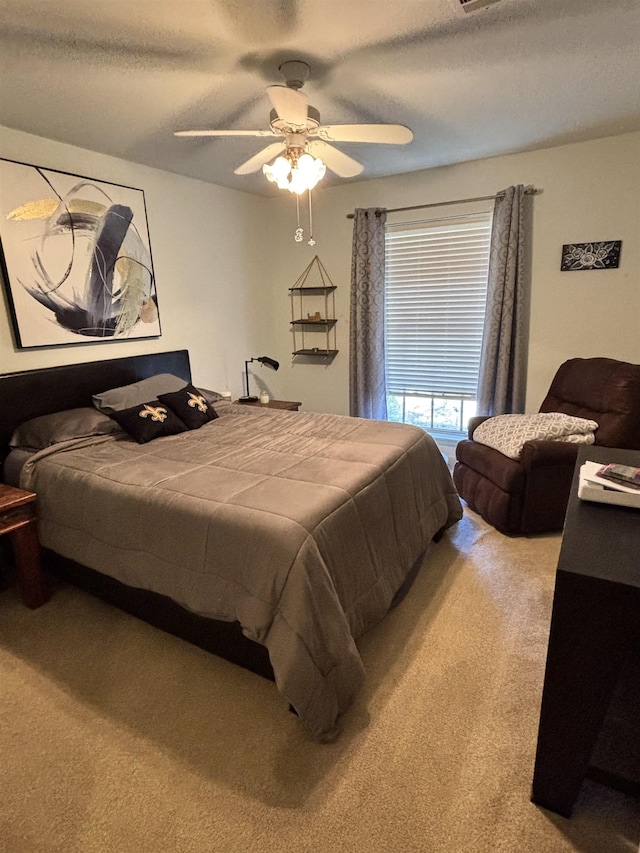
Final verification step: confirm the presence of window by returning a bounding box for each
[385,211,492,438]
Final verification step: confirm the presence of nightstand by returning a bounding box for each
[0,484,49,608]
[237,399,301,412]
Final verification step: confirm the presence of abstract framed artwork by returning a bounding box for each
[0,158,161,348]
[560,240,622,272]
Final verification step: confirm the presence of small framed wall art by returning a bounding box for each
[0,157,161,348]
[560,240,622,272]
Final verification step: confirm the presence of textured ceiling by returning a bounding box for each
[0,0,638,196]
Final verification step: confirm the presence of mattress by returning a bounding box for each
[20,402,462,741]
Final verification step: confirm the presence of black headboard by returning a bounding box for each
[0,349,191,468]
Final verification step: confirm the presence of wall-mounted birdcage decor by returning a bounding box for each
[288,255,338,359]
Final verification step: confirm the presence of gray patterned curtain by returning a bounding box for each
[349,208,387,419]
[477,185,529,416]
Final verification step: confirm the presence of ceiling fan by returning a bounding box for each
[174,60,413,191]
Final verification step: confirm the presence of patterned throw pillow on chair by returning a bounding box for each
[158,383,219,429]
[110,401,188,444]
[473,412,598,459]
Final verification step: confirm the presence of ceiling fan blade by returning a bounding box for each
[234,142,286,175]
[266,85,308,127]
[174,129,275,137]
[308,140,364,178]
[315,124,413,145]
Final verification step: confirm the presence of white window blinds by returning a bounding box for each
[385,211,492,398]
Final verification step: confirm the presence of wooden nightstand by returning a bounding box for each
[237,399,301,412]
[0,484,49,608]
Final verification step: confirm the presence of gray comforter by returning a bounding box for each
[21,403,462,741]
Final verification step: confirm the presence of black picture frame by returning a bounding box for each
[0,157,161,348]
[560,240,622,272]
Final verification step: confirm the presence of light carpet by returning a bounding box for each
[1,509,638,853]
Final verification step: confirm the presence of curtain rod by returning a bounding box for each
[345,187,540,219]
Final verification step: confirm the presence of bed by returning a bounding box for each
[0,349,462,742]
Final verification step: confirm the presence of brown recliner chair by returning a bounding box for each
[453,357,640,535]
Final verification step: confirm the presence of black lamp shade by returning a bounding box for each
[257,356,279,371]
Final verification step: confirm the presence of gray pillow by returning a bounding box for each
[200,388,225,404]
[92,373,187,415]
[10,407,121,450]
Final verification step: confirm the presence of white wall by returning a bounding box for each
[266,132,640,415]
[0,125,274,399]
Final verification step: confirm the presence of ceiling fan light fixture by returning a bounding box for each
[263,150,326,194]
[263,155,292,188]
[289,153,326,194]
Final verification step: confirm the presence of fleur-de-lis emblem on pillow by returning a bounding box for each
[187,393,208,413]
[139,404,168,422]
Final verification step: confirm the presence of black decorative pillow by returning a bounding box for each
[110,400,188,444]
[158,383,219,429]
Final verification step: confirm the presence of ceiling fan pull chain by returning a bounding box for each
[307,189,316,246]
[294,194,304,242]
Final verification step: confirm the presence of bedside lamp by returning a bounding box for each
[239,355,280,403]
